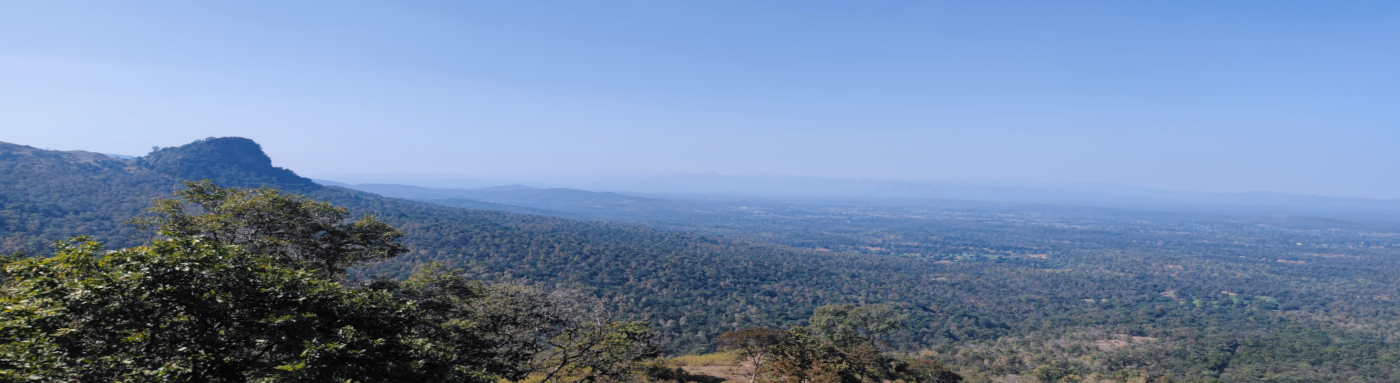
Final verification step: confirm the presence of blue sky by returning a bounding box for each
[3,1,1397,198]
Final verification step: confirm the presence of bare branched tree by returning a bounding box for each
[717,327,786,383]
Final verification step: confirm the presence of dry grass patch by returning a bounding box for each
[663,351,746,383]
[669,351,740,367]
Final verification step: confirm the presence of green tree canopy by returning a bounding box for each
[807,304,905,349]
[129,180,407,276]
[0,238,494,382]
[752,306,960,383]
[2,183,659,382]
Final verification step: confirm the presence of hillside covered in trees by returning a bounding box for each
[3,137,1399,381]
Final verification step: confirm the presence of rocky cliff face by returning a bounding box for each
[137,137,320,191]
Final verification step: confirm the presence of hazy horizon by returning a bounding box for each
[5,1,1397,198]
[294,170,1400,214]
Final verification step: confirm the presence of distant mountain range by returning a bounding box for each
[310,179,722,222]
[316,174,1400,224]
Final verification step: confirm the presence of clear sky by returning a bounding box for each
[3,1,1397,198]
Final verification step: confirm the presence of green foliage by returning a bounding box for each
[729,306,961,383]
[421,189,1400,380]
[808,304,905,349]
[761,327,846,383]
[0,142,173,253]
[759,326,960,383]
[0,237,494,382]
[0,177,661,382]
[393,265,660,383]
[130,180,407,276]
[6,138,1400,380]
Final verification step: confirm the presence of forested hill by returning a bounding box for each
[1,138,320,252]
[139,137,319,191]
[6,138,1400,380]
[0,137,951,352]
[0,141,171,251]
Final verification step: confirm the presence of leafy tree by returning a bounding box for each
[471,281,657,383]
[129,180,406,276]
[808,304,905,349]
[396,267,660,383]
[758,327,846,383]
[0,237,493,382]
[755,306,960,383]
[1,183,663,382]
[758,327,961,383]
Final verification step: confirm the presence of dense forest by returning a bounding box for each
[3,137,1399,381]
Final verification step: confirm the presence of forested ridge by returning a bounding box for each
[3,137,1399,381]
